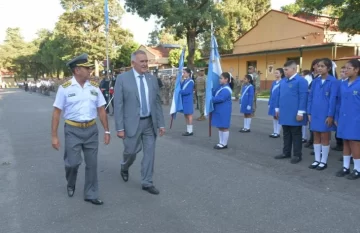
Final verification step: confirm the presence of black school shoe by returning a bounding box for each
[335,167,350,177]
[182,132,193,136]
[347,169,360,180]
[214,144,228,150]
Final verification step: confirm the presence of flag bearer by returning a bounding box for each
[181,68,195,136]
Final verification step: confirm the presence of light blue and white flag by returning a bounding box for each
[204,34,222,117]
[169,48,186,119]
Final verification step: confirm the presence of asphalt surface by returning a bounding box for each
[1,88,360,233]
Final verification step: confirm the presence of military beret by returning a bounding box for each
[66,53,94,69]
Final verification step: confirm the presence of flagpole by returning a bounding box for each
[208,22,214,137]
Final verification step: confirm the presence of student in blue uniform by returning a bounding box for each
[212,72,234,149]
[180,68,194,136]
[304,59,321,149]
[239,74,254,133]
[268,68,285,138]
[335,59,360,179]
[307,58,339,170]
[274,60,308,164]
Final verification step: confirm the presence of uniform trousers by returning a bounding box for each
[282,125,302,158]
[64,123,99,199]
[121,117,156,188]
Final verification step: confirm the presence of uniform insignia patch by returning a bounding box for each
[90,80,99,87]
[68,93,76,97]
[354,90,358,95]
[288,84,293,88]
[90,90,98,96]
[325,91,329,96]
[62,80,71,88]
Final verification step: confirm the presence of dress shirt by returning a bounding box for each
[133,69,151,117]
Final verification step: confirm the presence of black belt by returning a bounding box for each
[140,115,151,120]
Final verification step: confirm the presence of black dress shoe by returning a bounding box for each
[290,157,302,164]
[316,163,327,170]
[121,170,129,182]
[182,132,193,136]
[240,129,251,133]
[302,139,307,143]
[304,141,313,148]
[214,144,228,150]
[84,199,104,205]
[347,170,360,180]
[274,154,291,159]
[335,167,350,177]
[308,161,320,169]
[142,186,160,195]
[67,186,75,197]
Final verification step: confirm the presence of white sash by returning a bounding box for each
[215,85,232,97]
[182,79,194,91]
[240,85,251,101]
[271,82,280,93]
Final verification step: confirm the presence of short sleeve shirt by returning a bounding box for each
[53,77,106,122]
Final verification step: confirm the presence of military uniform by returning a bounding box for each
[52,53,108,205]
[162,75,171,105]
[195,73,206,120]
[251,72,260,114]
[234,77,242,101]
[169,75,176,101]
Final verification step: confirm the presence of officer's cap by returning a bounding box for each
[199,68,205,71]
[66,53,94,69]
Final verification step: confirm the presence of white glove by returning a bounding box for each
[247,105,251,110]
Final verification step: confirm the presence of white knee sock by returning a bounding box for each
[354,159,360,171]
[223,131,229,146]
[187,125,193,133]
[247,118,252,129]
[277,122,281,134]
[319,145,330,166]
[313,144,321,165]
[243,118,246,129]
[218,131,223,145]
[273,119,277,134]
[343,155,351,169]
[302,126,307,139]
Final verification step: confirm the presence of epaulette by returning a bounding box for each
[61,80,71,88]
[90,80,99,87]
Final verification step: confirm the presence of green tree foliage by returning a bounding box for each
[302,0,360,34]
[200,0,270,55]
[168,48,203,67]
[124,0,226,70]
[148,27,187,46]
[114,40,139,67]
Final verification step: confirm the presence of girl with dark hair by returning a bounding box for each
[212,72,233,149]
[268,68,284,138]
[305,59,321,148]
[180,68,194,136]
[307,58,339,170]
[239,74,254,133]
[335,59,360,179]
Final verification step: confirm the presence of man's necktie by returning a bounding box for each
[139,75,148,116]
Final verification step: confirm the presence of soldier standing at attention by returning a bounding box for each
[51,53,110,205]
[233,75,242,101]
[195,68,206,121]
[100,71,111,114]
[162,75,171,105]
[248,66,260,114]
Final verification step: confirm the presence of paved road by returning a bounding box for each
[1,88,359,233]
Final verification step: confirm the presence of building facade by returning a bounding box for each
[220,10,360,90]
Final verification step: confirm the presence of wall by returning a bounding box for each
[221,46,355,90]
[233,11,324,54]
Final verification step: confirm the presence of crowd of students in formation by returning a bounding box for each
[177,58,360,180]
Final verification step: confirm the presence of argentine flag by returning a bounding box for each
[204,35,222,117]
[169,48,186,119]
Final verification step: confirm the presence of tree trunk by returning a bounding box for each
[186,28,197,71]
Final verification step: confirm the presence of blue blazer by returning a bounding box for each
[180,78,194,114]
[308,75,338,132]
[211,84,232,128]
[276,74,308,126]
[268,80,281,116]
[336,77,360,140]
[239,84,254,114]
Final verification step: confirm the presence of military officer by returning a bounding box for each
[51,53,110,205]
[100,71,111,114]
[162,75,171,105]
[195,68,206,121]
[169,75,176,101]
[233,76,242,101]
[248,66,260,114]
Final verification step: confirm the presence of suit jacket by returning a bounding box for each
[114,69,165,137]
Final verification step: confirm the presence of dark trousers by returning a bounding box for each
[335,132,343,146]
[309,130,314,144]
[282,125,302,158]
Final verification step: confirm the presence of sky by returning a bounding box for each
[0,0,295,45]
